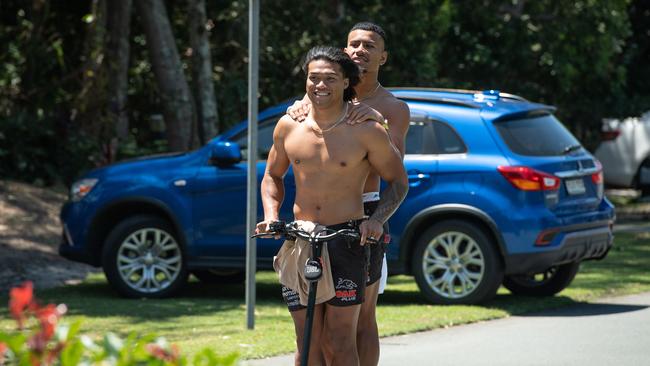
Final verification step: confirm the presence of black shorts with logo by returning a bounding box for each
[282,219,368,312]
[363,200,390,285]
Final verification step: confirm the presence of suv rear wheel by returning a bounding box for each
[102,215,188,298]
[412,220,503,305]
[503,262,580,297]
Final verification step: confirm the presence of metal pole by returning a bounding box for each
[245,0,259,330]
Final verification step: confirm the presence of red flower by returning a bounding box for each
[146,343,180,364]
[35,304,62,339]
[0,342,7,362]
[27,304,66,356]
[9,281,33,328]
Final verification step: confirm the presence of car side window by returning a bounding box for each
[405,118,466,155]
[231,116,279,160]
[434,121,466,154]
[405,120,436,154]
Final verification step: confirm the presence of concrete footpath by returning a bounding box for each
[244,291,650,366]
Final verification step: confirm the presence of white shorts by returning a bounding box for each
[378,254,388,294]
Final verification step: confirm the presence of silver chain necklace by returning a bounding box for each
[356,82,381,102]
[309,103,349,135]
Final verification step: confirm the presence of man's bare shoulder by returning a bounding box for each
[278,113,299,126]
[378,94,409,114]
[368,90,408,115]
[275,114,299,135]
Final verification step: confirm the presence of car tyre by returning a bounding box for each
[102,215,188,298]
[412,220,503,305]
[636,158,650,196]
[503,262,580,297]
[192,269,245,284]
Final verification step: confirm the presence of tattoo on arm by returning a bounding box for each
[370,181,409,224]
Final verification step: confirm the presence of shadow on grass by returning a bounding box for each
[378,287,585,313]
[14,273,288,321]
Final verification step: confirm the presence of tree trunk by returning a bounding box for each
[78,0,107,107]
[75,0,115,165]
[135,0,194,151]
[188,0,219,143]
[106,0,132,142]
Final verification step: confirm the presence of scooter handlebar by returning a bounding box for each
[252,221,376,244]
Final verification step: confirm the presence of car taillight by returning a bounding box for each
[592,171,603,184]
[592,160,603,184]
[600,130,620,141]
[592,160,604,199]
[497,166,560,191]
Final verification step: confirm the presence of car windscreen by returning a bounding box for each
[494,113,580,156]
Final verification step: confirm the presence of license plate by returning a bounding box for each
[565,178,586,195]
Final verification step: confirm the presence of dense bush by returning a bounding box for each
[1,0,648,185]
[0,282,238,366]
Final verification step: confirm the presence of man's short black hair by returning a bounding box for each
[349,21,387,48]
[302,46,360,102]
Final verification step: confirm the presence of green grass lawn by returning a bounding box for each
[2,231,649,360]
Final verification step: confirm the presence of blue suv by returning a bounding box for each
[59,88,615,304]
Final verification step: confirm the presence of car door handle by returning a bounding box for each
[408,172,431,182]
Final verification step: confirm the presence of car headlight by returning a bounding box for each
[70,178,98,202]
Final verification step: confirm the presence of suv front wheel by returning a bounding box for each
[102,215,188,298]
[412,220,503,305]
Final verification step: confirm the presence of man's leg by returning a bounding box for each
[355,220,386,366]
[356,281,380,366]
[323,304,361,366]
[290,304,326,366]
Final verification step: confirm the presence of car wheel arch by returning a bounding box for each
[86,197,186,265]
[399,204,506,275]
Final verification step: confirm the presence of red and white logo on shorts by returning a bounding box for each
[335,278,358,301]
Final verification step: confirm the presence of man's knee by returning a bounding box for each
[325,329,356,353]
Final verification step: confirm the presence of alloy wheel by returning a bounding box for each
[421,230,485,299]
[116,228,182,293]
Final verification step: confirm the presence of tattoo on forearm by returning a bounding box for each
[370,181,409,224]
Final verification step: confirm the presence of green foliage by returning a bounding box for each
[1,0,648,184]
[0,282,239,366]
[433,0,632,148]
[617,0,650,116]
[0,111,96,186]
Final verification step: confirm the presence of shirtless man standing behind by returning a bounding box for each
[256,46,408,366]
[288,22,410,366]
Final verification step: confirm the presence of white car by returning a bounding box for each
[594,111,650,195]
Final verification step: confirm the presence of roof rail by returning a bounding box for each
[497,92,528,102]
[393,94,481,109]
[388,87,481,94]
[388,87,528,103]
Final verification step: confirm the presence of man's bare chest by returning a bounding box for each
[284,126,367,173]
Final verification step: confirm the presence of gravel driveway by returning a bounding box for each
[0,180,96,295]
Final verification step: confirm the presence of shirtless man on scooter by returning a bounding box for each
[287,22,410,366]
[256,46,408,366]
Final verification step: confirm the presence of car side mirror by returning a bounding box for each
[209,141,242,167]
